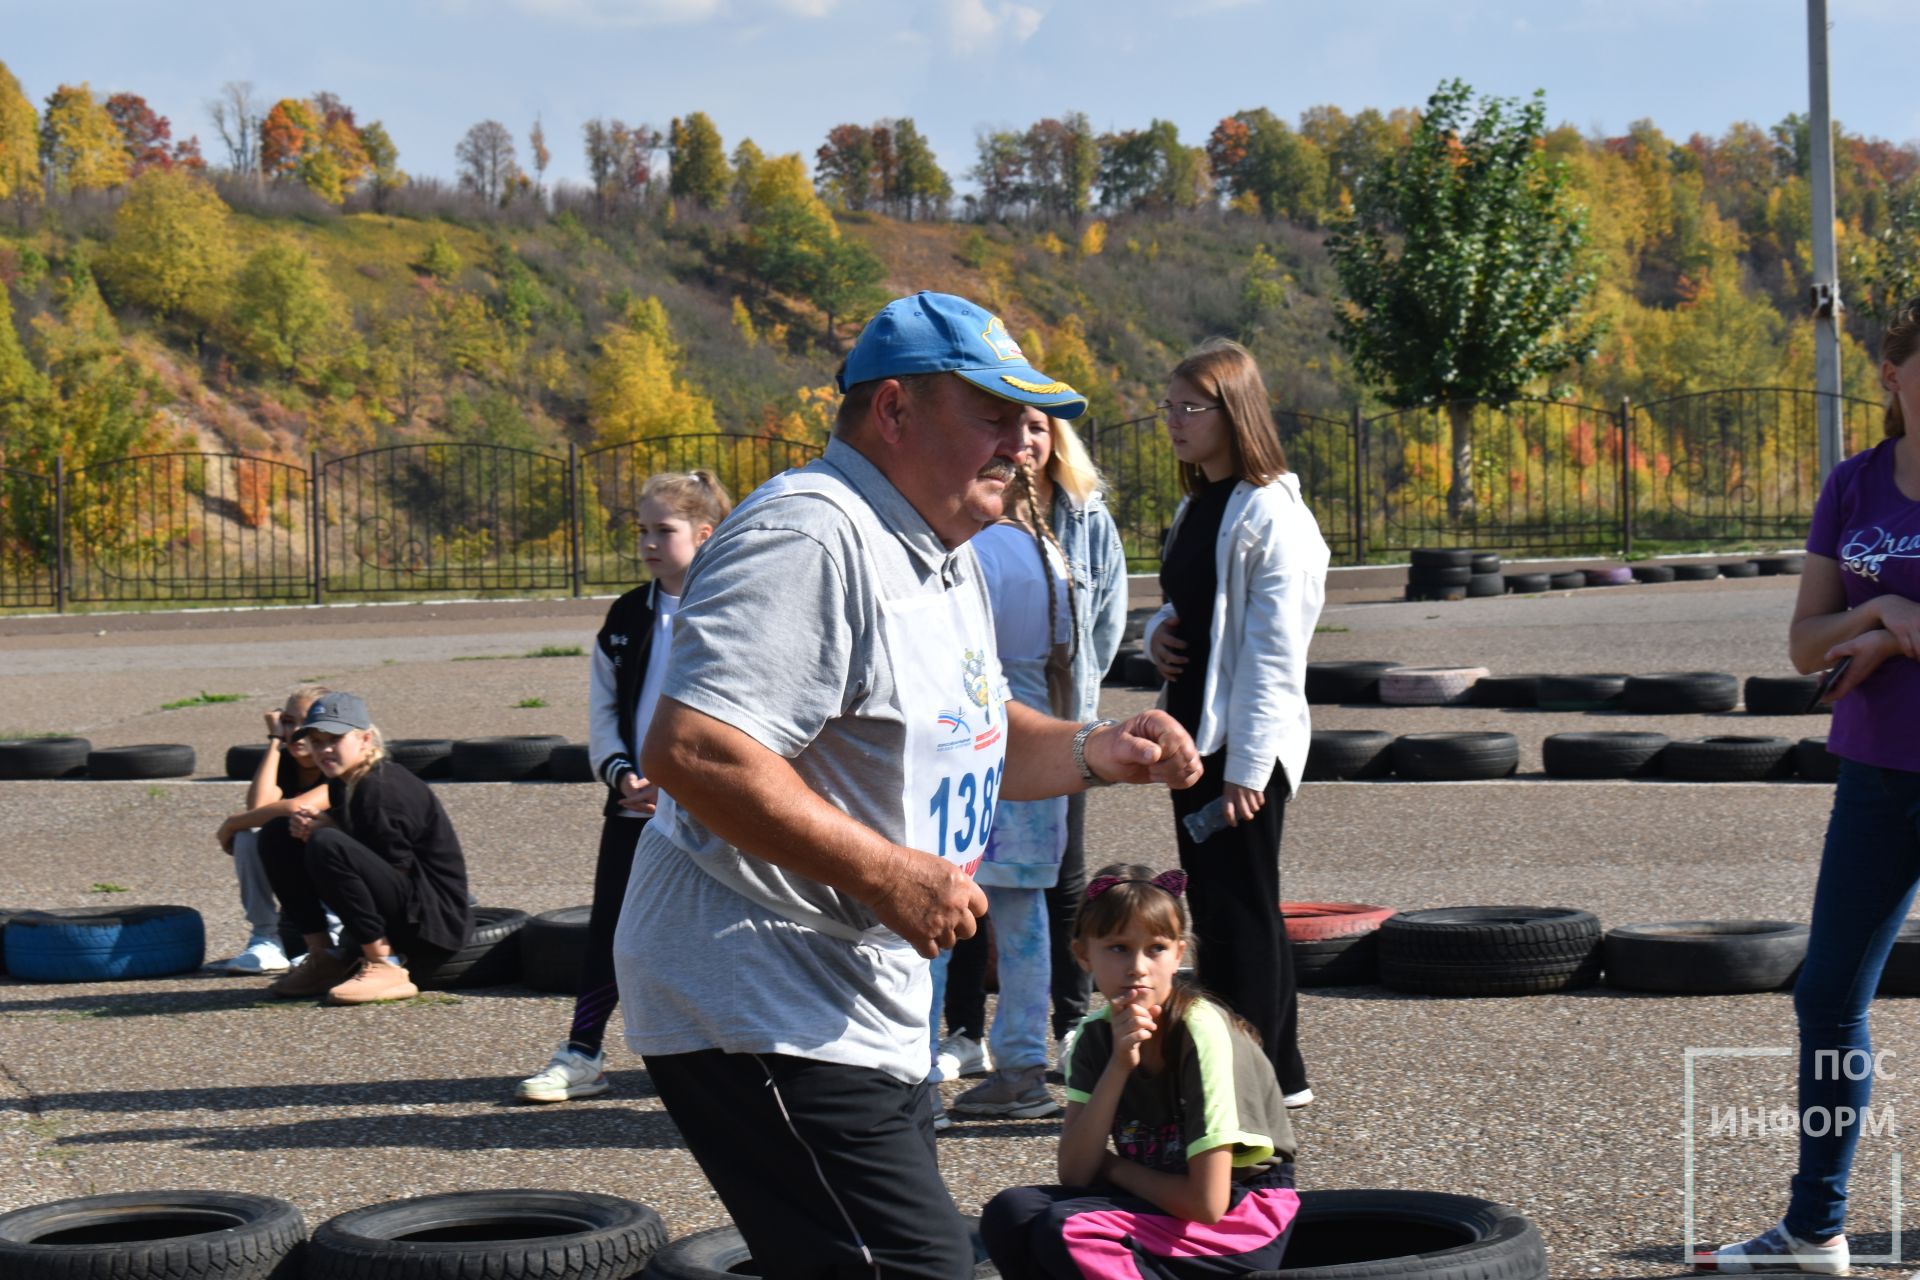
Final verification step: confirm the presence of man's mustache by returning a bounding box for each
[977,458,1017,482]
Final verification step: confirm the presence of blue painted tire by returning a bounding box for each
[4,905,205,982]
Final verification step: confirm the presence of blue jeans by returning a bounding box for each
[928,887,1052,1075]
[1787,759,1920,1240]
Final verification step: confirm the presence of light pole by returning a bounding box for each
[1809,0,1845,478]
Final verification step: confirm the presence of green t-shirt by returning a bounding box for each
[1065,997,1296,1174]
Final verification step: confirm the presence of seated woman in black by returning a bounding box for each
[260,692,473,1005]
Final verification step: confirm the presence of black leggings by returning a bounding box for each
[259,825,451,978]
[569,814,646,1056]
[1170,750,1304,1095]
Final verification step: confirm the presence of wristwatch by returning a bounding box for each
[1072,719,1119,786]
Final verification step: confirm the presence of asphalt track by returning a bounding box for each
[2,570,1911,1276]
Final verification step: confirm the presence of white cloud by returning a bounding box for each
[944,0,1044,54]
[501,0,836,25]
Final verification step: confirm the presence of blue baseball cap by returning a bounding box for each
[294,691,373,738]
[837,292,1089,419]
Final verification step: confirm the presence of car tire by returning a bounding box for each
[1391,733,1519,781]
[1291,933,1381,988]
[1409,565,1473,588]
[1267,1188,1547,1279]
[1877,921,1920,996]
[1671,563,1720,582]
[1541,732,1670,780]
[643,1218,998,1279]
[1535,673,1628,712]
[1378,666,1490,706]
[548,743,596,783]
[1305,661,1403,705]
[1795,736,1841,782]
[1662,736,1795,782]
[0,1190,305,1280]
[452,736,563,782]
[1585,566,1634,586]
[1410,548,1473,571]
[1465,572,1504,598]
[0,736,91,780]
[1622,672,1740,714]
[1719,561,1760,579]
[419,908,529,990]
[87,744,195,780]
[4,905,205,982]
[1470,674,1543,708]
[1603,921,1809,994]
[1502,572,1552,594]
[1745,675,1822,716]
[521,906,593,995]
[1468,552,1502,575]
[1303,730,1395,781]
[1629,564,1676,584]
[306,1189,665,1280]
[387,739,454,779]
[225,744,270,781]
[1379,907,1603,997]
[1753,555,1805,576]
[1547,571,1587,590]
[1121,653,1161,688]
[1282,902,1397,940]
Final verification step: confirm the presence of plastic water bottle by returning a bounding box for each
[1181,796,1232,844]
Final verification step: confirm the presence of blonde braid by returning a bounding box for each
[1013,461,1078,717]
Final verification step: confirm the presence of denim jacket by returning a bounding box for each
[1050,487,1130,723]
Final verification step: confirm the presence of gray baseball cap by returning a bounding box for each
[294,691,372,738]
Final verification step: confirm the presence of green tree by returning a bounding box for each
[1209,109,1328,222]
[0,61,41,212]
[358,120,405,210]
[729,137,764,208]
[418,232,462,282]
[99,168,234,323]
[667,111,730,210]
[1329,79,1599,520]
[808,233,887,348]
[890,118,949,220]
[39,83,130,196]
[227,242,353,382]
[587,297,718,447]
[740,154,839,301]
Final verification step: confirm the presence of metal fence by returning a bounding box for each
[0,391,1893,609]
[0,433,825,610]
[1089,389,1884,568]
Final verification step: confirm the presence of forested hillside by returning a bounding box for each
[0,63,1910,483]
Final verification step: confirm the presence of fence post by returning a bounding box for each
[1617,398,1634,559]
[309,451,324,605]
[52,457,66,614]
[568,441,584,598]
[1348,405,1366,566]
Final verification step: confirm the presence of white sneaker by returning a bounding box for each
[930,1092,952,1132]
[217,935,291,975]
[515,1044,610,1103]
[1693,1221,1848,1274]
[1283,1087,1315,1109]
[932,1032,991,1084]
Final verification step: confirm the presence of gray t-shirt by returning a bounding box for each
[613,438,1000,1083]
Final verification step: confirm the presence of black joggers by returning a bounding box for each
[258,824,451,978]
[1170,749,1305,1095]
[646,1049,974,1280]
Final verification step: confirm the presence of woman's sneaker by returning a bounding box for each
[215,934,290,975]
[1693,1221,1848,1274]
[952,1065,1060,1119]
[516,1045,610,1103]
[266,948,356,999]
[932,1032,991,1084]
[325,958,418,1005]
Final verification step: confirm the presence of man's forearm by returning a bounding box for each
[999,700,1091,801]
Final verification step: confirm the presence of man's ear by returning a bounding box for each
[871,379,910,445]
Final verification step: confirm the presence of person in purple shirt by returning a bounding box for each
[1696,298,1920,1275]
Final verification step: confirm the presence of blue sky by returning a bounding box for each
[8,0,1916,193]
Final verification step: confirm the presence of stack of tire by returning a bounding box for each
[1378,907,1603,996]
[1406,548,1503,602]
[1286,902,1394,987]
[0,738,195,781]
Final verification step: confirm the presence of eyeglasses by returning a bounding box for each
[1158,401,1222,422]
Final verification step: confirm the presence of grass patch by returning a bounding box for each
[1314,624,1349,634]
[0,729,70,740]
[513,697,548,709]
[89,882,129,893]
[159,691,246,710]
[454,645,585,663]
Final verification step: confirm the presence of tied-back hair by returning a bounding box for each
[640,469,735,529]
[289,683,332,710]
[1882,298,1920,439]
[338,723,389,819]
[1169,338,1290,495]
[1076,862,1261,1089]
[1007,460,1078,716]
[1045,416,1103,508]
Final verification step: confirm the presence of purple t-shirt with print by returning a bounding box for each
[1806,438,1920,770]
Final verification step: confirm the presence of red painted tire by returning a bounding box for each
[1282,902,1396,941]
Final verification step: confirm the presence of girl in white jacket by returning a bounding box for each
[1145,338,1329,1106]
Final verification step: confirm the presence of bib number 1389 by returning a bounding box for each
[928,764,999,860]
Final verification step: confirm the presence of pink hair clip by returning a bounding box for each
[1085,869,1188,901]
